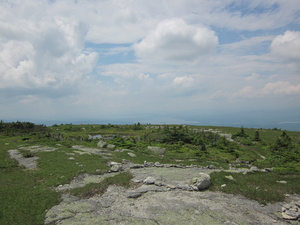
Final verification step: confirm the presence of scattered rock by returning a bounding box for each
[8,149,38,170]
[250,166,259,172]
[107,144,116,149]
[109,161,121,166]
[97,140,107,148]
[221,184,227,188]
[190,173,211,191]
[154,162,163,167]
[124,191,143,198]
[127,152,136,157]
[131,178,142,183]
[208,165,216,169]
[225,175,236,181]
[143,176,156,184]
[110,164,123,172]
[277,180,287,184]
[282,201,300,220]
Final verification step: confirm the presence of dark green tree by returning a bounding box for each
[253,130,261,141]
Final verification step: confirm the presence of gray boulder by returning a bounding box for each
[97,140,107,148]
[190,173,211,191]
[143,176,156,184]
[110,164,122,172]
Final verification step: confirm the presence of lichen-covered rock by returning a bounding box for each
[110,164,123,172]
[190,173,211,190]
[128,152,136,157]
[143,176,156,184]
[97,140,107,148]
[282,201,300,220]
[107,144,116,149]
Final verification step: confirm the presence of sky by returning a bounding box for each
[1,0,300,130]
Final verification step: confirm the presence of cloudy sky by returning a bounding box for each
[1,0,300,129]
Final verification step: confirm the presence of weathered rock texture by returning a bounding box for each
[46,166,299,224]
[45,186,291,225]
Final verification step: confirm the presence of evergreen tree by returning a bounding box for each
[253,130,261,141]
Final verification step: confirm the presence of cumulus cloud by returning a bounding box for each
[133,19,218,62]
[0,2,98,97]
[271,30,300,62]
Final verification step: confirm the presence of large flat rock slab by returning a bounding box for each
[45,185,289,225]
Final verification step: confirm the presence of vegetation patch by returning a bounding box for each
[1,121,300,224]
[210,171,300,204]
[71,171,134,198]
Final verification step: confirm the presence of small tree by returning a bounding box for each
[253,130,261,141]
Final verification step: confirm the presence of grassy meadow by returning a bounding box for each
[0,121,299,224]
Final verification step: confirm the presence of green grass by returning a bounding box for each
[0,168,60,225]
[210,171,300,204]
[71,171,133,198]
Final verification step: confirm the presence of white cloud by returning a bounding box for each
[133,19,218,63]
[262,81,300,95]
[271,30,300,62]
[173,76,194,88]
[0,2,98,95]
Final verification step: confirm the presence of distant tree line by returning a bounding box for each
[0,121,47,136]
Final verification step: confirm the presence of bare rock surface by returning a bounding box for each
[8,149,38,170]
[46,166,297,224]
[45,185,290,225]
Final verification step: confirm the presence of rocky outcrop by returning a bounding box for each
[190,173,211,191]
[8,150,38,170]
[97,140,107,148]
[45,186,290,225]
[282,201,300,220]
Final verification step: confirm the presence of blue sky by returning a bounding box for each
[0,0,300,130]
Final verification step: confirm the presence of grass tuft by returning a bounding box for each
[210,171,300,204]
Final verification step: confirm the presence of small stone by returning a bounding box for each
[131,178,142,183]
[166,184,176,189]
[125,192,143,198]
[221,184,227,188]
[110,164,122,172]
[107,144,116,149]
[110,161,121,166]
[250,166,259,172]
[143,176,156,184]
[127,152,136,157]
[97,140,107,148]
[276,180,287,184]
[225,175,235,181]
[154,162,163,167]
